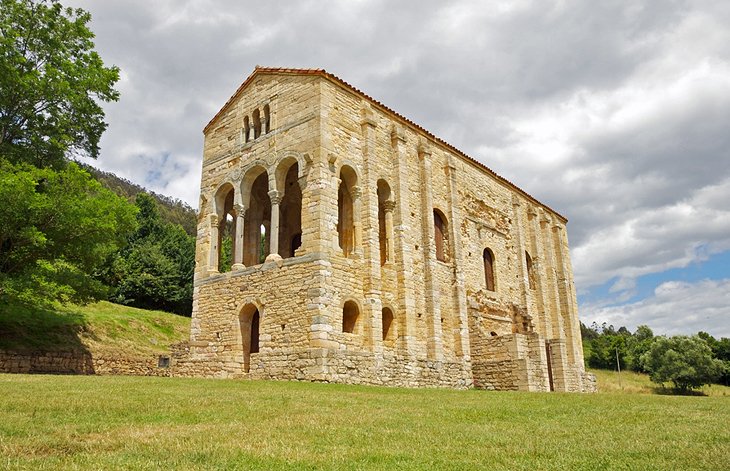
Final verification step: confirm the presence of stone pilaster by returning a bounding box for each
[418,143,443,361]
[553,223,584,370]
[539,209,565,341]
[360,111,383,351]
[528,206,552,338]
[445,159,470,360]
[391,126,416,355]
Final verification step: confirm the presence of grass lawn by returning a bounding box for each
[1,374,728,470]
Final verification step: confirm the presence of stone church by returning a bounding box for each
[188,67,594,392]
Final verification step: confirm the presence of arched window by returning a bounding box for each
[242,169,271,266]
[276,160,302,258]
[338,166,357,257]
[263,104,271,134]
[243,116,250,143]
[483,248,495,291]
[382,307,394,342]
[252,109,261,139]
[214,184,236,272]
[377,179,392,266]
[342,301,359,334]
[525,251,535,290]
[433,209,448,262]
[239,304,260,373]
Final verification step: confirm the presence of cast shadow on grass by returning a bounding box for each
[653,387,708,397]
[0,299,96,374]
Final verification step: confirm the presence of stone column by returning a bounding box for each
[208,214,219,273]
[383,200,396,263]
[232,204,246,269]
[351,185,363,256]
[267,190,282,261]
[419,143,443,362]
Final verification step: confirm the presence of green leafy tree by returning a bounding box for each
[104,193,195,315]
[0,0,119,168]
[0,160,136,304]
[641,335,723,392]
[698,332,730,386]
[626,325,655,373]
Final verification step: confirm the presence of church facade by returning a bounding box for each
[188,67,594,392]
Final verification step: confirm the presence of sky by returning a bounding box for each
[65,0,730,338]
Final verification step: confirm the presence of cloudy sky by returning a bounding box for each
[66,0,730,337]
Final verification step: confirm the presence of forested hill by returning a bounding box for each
[80,164,197,236]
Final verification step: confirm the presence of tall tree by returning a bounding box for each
[103,193,195,316]
[0,0,119,168]
[0,160,137,305]
[641,335,723,393]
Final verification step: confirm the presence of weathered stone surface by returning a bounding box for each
[184,67,595,392]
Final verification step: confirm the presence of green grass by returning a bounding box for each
[0,300,190,356]
[1,374,728,470]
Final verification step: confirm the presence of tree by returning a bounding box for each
[103,193,195,316]
[0,0,119,168]
[641,335,723,393]
[626,325,654,373]
[698,332,730,386]
[0,160,136,304]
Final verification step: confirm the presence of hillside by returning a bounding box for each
[0,300,190,358]
[80,163,198,236]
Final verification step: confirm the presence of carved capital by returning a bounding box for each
[268,190,282,205]
[350,185,362,199]
[297,175,308,192]
[209,214,219,226]
[417,140,432,159]
[383,200,396,213]
[390,125,406,145]
[232,203,246,218]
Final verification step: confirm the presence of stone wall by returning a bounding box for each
[0,349,173,376]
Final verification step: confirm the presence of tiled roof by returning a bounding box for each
[203,66,568,223]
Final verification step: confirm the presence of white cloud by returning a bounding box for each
[582,279,730,338]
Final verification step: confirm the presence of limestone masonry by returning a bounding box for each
[189,67,595,391]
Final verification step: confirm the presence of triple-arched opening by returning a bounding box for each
[211,160,303,272]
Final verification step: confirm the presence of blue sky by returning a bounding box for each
[67,0,730,338]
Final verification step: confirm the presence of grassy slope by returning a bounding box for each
[0,375,728,470]
[0,301,190,357]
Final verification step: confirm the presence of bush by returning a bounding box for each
[641,336,723,393]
